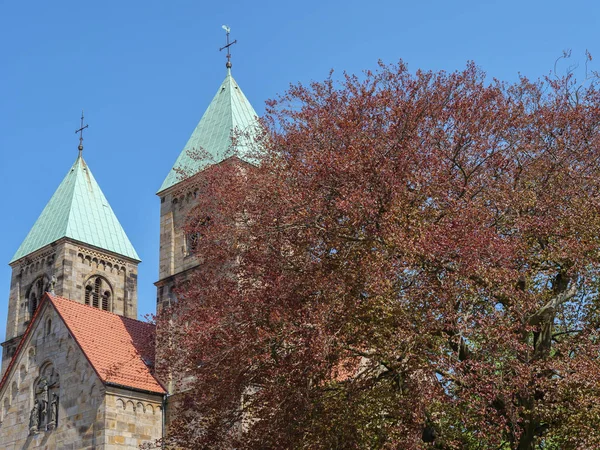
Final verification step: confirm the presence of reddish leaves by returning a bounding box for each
[158,62,600,449]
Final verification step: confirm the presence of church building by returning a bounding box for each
[0,32,259,449]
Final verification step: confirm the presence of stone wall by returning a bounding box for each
[0,302,106,449]
[3,246,60,359]
[62,241,138,319]
[156,159,245,307]
[0,303,163,449]
[2,239,139,376]
[156,181,201,308]
[104,386,163,448]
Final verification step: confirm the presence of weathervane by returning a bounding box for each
[75,110,88,154]
[219,25,237,70]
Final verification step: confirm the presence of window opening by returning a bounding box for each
[186,232,200,256]
[102,291,110,311]
[28,276,47,319]
[85,285,92,305]
[93,278,101,308]
[30,293,38,317]
[84,277,112,311]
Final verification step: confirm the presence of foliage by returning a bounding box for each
[157,61,600,449]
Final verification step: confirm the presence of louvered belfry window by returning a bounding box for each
[84,276,112,311]
[29,276,46,318]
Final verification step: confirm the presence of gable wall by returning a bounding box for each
[0,304,107,449]
[3,241,139,377]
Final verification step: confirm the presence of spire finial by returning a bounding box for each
[219,25,237,70]
[75,110,89,155]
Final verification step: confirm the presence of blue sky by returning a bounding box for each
[0,0,598,339]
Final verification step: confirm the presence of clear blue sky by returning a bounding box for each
[0,0,598,339]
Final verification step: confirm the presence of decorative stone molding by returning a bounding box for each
[77,247,127,267]
[19,252,56,277]
[77,252,126,274]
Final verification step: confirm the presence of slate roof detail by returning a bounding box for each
[158,69,259,193]
[11,155,140,263]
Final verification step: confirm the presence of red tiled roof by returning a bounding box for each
[50,294,166,394]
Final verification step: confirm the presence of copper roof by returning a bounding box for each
[11,155,140,263]
[158,69,259,193]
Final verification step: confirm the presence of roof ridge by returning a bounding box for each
[10,154,140,263]
[51,294,152,326]
[227,71,235,129]
[49,294,165,394]
[64,155,86,238]
[157,71,259,193]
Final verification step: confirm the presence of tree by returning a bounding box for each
[157,61,600,449]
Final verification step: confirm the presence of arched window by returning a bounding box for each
[102,291,111,311]
[27,276,47,319]
[94,278,101,308]
[83,276,112,311]
[30,293,38,318]
[27,348,35,370]
[85,285,92,305]
[185,232,200,256]
[33,364,59,429]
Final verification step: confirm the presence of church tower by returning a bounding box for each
[155,36,259,309]
[2,137,140,374]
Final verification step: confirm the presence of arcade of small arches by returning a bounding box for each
[77,252,127,275]
[170,187,199,208]
[115,398,161,415]
[19,253,55,277]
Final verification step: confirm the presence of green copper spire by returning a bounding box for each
[11,155,140,263]
[158,70,259,193]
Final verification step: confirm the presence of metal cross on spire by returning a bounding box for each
[219,25,237,70]
[75,110,89,155]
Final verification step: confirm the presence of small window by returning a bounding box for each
[85,285,92,305]
[27,276,48,320]
[45,318,52,336]
[84,277,112,311]
[93,278,101,308]
[28,348,35,368]
[30,293,38,317]
[102,291,110,311]
[186,232,200,256]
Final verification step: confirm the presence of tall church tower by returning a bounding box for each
[155,57,259,309]
[2,143,140,374]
